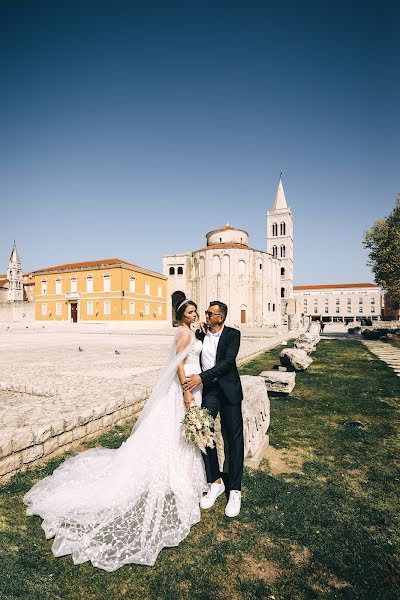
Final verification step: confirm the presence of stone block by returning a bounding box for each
[294,333,317,353]
[86,419,102,435]
[259,371,296,394]
[11,430,34,453]
[78,409,94,425]
[215,375,270,470]
[58,430,73,446]
[92,405,107,419]
[72,425,87,441]
[43,437,59,456]
[33,425,52,444]
[22,444,44,464]
[0,435,12,459]
[280,348,313,371]
[51,420,65,436]
[63,414,79,431]
[101,415,113,428]
[0,452,22,476]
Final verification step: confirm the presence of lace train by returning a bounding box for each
[24,335,206,570]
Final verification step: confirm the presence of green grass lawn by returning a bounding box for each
[1,340,399,599]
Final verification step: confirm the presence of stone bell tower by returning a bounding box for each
[266,175,294,300]
[7,241,23,302]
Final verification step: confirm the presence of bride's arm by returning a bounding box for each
[175,328,194,411]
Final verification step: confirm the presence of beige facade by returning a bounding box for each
[294,283,382,322]
[163,178,294,327]
[32,258,167,323]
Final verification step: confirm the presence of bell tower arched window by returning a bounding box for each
[169,266,175,275]
[280,245,286,258]
[272,223,278,236]
[281,287,285,298]
[272,245,277,258]
[280,222,286,235]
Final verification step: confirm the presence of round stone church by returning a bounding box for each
[163,178,294,327]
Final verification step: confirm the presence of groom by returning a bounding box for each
[184,301,244,517]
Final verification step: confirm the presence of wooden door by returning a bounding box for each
[71,303,78,323]
[241,309,246,324]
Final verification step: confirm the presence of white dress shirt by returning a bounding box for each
[201,326,224,371]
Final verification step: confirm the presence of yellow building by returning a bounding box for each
[33,258,167,323]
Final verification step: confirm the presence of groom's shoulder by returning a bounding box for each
[224,325,241,337]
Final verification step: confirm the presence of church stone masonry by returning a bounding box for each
[7,241,24,302]
[163,177,294,326]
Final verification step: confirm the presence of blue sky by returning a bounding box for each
[1,1,398,284]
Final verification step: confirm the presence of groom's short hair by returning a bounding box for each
[209,300,227,321]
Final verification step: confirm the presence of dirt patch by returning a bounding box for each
[290,545,312,565]
[308,572,351,592]
[240,553,281,583]
[264,445,308,475]
[327,576,352,589]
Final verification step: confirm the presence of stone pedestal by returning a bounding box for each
[259,370,296,394]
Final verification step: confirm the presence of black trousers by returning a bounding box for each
[201,383,244,492]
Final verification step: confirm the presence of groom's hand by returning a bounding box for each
[183,374,202,391]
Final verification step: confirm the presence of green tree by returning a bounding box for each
[363,195,400,307]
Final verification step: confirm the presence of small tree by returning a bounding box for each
[363,195,400,308]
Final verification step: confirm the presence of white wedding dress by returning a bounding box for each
[23,330,206,570]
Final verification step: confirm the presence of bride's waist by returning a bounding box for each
[184,363,201,376]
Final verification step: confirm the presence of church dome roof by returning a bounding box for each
[206,224,249,247]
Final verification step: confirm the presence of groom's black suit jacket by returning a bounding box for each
[195,326,243,405]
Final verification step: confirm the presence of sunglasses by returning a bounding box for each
[205,310,221,318]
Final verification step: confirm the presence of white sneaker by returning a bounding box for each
[200,481,225,509]
[225,490,241,517]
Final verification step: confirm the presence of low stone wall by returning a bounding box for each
[0,375,271,481]
[0,387,148,481]
[0,302,34,324]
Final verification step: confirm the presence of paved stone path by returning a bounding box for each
[361,340,400,376]
[0,327,295,479]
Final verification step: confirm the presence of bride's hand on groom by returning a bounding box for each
[184,374,202,392]
[194,320,207,334]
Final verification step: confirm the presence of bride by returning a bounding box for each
[23,299,207,570]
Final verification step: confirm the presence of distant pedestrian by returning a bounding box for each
[320,320,325,333]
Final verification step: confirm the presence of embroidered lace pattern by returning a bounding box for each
[24,332,206,570]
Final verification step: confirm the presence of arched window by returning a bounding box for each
[280,245,286,258]
[222,254,230,275]
[238,260,246,275]
[281,287,285,298]
[281,267,285,277]
[272,223,278,236]
[169,266,175,275]
[199,257,205,277]
[213,255,221,275]
[280,222,286,235]
[272,245,277,258]
[177,266,183,275]
[129,277,136,292]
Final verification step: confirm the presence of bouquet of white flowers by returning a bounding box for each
[181,406,215,454]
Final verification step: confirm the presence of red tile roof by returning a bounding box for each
[31,259,166,279]
[0,278,7,287]
[294,283,379,291]
[197,243,251,251]
[207,225,249,236]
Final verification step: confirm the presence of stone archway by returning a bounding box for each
[171,290,186,325]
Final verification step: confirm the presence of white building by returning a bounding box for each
[163,177,294,326]
[294,283,382,323]
[6,242,24,302]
